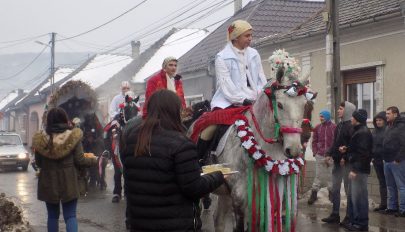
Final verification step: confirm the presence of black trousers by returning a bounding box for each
[373,159,387,207]
[112,156,122,196]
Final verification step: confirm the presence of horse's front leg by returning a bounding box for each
[231,196,245,232]
[214,195,232,232]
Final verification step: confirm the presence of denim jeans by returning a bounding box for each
[384,161,405,211]
[45,199,78,232]
[347,173,369,227]
[331,164,349,215]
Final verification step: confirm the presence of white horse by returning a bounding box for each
[197,67,313,232]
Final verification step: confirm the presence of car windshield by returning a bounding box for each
[0,135,22,146]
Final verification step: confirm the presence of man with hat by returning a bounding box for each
[143,56,186,118]
[339,109,372,231]
[198,19,267,147]
[308,109,336,205]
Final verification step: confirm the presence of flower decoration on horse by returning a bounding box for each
[267,49,317,101]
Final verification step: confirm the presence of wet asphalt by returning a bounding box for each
[1,166,405,232]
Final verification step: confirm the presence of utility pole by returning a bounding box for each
[325,0,341,121]
[50,32,56,95]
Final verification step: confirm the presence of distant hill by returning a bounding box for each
[0,52,95,99]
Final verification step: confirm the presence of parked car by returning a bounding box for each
[0,131,30,171]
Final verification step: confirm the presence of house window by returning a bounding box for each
[343,67,376,119]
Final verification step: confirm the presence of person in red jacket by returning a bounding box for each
[143,57,186,118]
[308,110,336,205]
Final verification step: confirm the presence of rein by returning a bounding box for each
[249,81,304,144]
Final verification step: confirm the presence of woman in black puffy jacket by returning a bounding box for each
[120,89,225,232]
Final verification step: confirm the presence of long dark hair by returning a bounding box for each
[135,90,184,156]
[45,107,71,154]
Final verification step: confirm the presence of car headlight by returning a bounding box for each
[18,153,28,159]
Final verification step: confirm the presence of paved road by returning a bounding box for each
[1,166,405,232]
[0,166,126,232]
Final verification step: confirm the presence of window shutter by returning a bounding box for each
[343,67,376,85]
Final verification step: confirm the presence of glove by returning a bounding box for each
[174,74,182,80]
[243,99,254,106]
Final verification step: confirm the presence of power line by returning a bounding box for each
[23,65,51,86]
[183,0,233,28]
[104,0,230,54]
[57,0,150,41]
[0,33,48,44]
[0,46,48,80]
[0,39,39,51]
[102,0,207,49]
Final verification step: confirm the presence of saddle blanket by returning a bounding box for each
[190,106,250,142]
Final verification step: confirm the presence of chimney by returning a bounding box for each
[131,41,141,59]
[234,0,242,13]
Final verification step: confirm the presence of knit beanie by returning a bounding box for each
[227,20,252,41]
[352,109,368,123]
[162,56,178,68]
[319,110,331,122]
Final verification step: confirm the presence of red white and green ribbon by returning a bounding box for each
[234,118,304,232]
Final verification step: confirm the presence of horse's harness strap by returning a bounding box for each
[248,81,303,143]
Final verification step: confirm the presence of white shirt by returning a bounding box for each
[109,93,125,120]
[166,74,176,93]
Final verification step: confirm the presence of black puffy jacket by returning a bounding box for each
[346,123,373,174]
[371,111,386,161]
[120,122,224,232]
[327,120,353,164]
[383,116,405,162]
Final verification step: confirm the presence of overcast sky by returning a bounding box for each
[0,0,252,55]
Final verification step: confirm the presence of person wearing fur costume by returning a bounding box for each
[32,107,97,232]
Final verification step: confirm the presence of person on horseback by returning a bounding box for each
[108,81,131,203]
[198,19,267,156]
[109,81,131,121]
[143,56,187,118]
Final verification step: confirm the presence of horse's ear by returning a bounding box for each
[134,95,140,103]
[299,68,312,85]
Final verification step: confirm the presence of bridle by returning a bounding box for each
[249,81,314,144]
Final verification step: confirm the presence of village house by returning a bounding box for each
[254,0,405,122]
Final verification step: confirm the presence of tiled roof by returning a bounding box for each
[256,0,402,45]
[178,0,325,74]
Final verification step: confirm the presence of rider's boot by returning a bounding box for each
[197,138,211,165]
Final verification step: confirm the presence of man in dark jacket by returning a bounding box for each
[372,111,387,212]
[382,106,405,217]
[340,109,372,231]
[322,101,356,224]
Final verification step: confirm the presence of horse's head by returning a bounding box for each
[119,91,140,125]
[191,100,211,120]
[183,100,211,129]
[259,49,317,158]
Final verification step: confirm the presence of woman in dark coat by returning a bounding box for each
[32,107,97,232]
[121,89,225,232]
